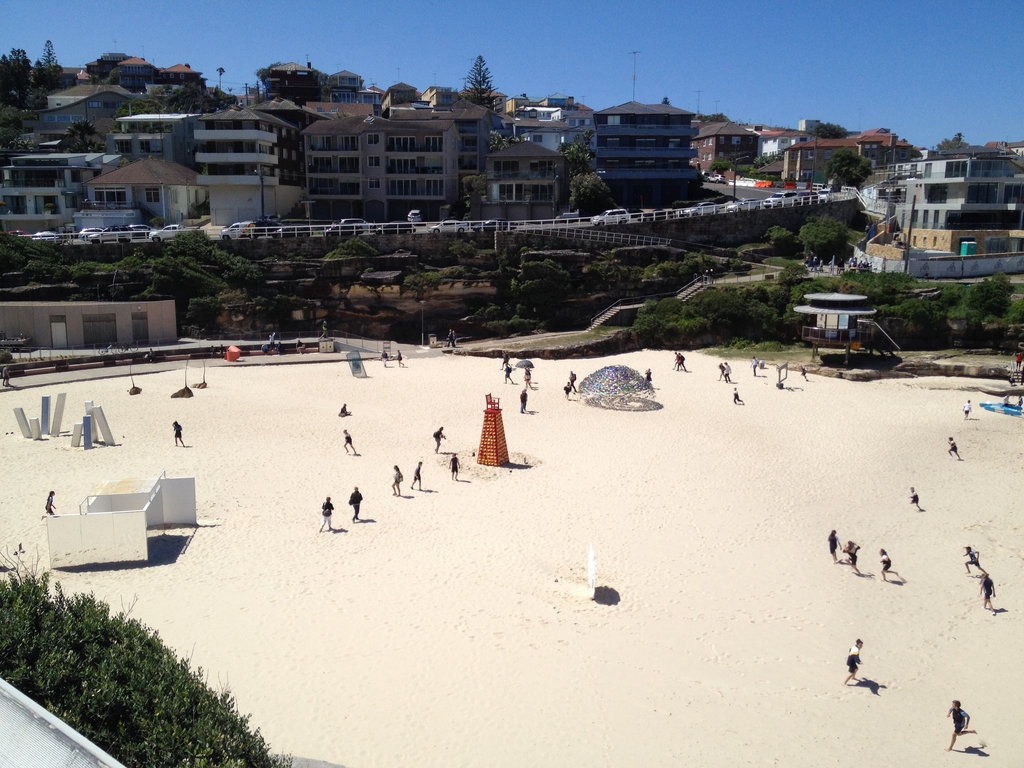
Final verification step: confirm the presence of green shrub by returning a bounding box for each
[449,241,476,260]
[0,350,12,364]
[324,238,377,259]
[0,573,289,768]
[149,216,166,229]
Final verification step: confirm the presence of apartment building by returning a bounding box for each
[0,153,121,233]
[594,101,698,207]
[196,107,305,225]
[106,113,201,167]
[302,114,459,222]
[692,122,760,172]
[481,142,567,220]
[263,62,322,106]
[389,99,508,177]
[783,130,914,183]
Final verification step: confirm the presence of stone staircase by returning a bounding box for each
[588,277,709,330]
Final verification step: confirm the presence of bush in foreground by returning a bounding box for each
[0,573,289,768]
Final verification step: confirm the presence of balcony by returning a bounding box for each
[488,171,558,180]
[198,174,280,187]
[194,128,276,143]
[597,168,699,181]
[195,152,278,166]
[800,326,868,345]
[596,146,696,157]
[598,124,697,136]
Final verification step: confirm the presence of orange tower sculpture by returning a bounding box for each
[477,394,509,466]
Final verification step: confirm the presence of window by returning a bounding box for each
[138,139,162,153]
[966,183,998,204]
[606,115,620,126]
[367,179,380,189]
[985,236,1008,253]
[366,133,380,145]
[423,136,442,152]
[88,101,101,108]
[114,139,132,154]
[925,184,947,203]
[144,188,160,203]
[945,160,967,178]
[424,179,443,196]
[367,156,380,167]
[1003,183,1024,204]
[731,136,741,145]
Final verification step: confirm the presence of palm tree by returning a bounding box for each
[65,119,98,152]
[217,67,225,90]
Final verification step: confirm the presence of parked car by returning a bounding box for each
[219,221,255,240]
[682,201,719,217]
[271,225,309,238]
[127,224,153,235]
[555,211,581,220]
[75,227,104,240]
[32,231,62,241]
[794,191,817,205]
[85,225,136,244]
[725,198,761,212]
[471,218,510,232]
[705,173,726,184]
[590,208,630,225]
[325,218,370,236]
[4,230,30,237]
[817,188,834,202]
[761,190,799,208]
[428,219,468,234]
[150,224,188,242]
[407,209,423,223]
[374,221,416,234]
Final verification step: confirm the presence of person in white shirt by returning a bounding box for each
[844,639,863,685]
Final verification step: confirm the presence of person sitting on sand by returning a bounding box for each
[339,404,350,417]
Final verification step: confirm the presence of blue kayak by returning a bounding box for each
[980,402,1022,416]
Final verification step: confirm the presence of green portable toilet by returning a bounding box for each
[960,240,977,256]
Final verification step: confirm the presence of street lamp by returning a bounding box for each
[420,300,426,347]
[252,166,265,219]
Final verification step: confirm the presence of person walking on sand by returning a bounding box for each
[504,363,515,385]
[319,496,335,532]
[801,364,808,381]
[674,352,682,371]
[909,486,921,510]
[381,350,389,367]
[173,420,184,447]
[569,370,577,392]
[829,529,840,564]
[564,381,573,399]
[433,426,446,453]
[733,387,744,405]
[980,572,996,613]
[1,364,10,386]
[412,461,423,490]
[343,429,355,455]
[645,368,653,385]
[879,549,901,582]
[752,356,759,377]
[843,541,862,575]
[500,351,510,370]
[963,400,972,420]
[520,387,528,413]
[44,490,56,519]
[349,486,362,522]
[524,366,534,389]
[948,437,961,460]
[723,362,732,383]
[678,353,687,373]
[947,701,977,751]
[964,546,981,575]
[397,350,405,367]
[392,465,403,496]
[450,453,460,480]
[718,362,725,381]
[844,639,863,685]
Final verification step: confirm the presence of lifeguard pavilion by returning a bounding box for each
[793,292,897,362]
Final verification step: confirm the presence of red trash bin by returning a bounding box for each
[225,345,241,362]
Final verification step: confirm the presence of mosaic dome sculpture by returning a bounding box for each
[578,365,661,411]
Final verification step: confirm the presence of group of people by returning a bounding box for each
[319,488,363,532]
[828,530,902,583]
[964,546,998,615]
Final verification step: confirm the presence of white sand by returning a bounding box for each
[2,349,1023,766]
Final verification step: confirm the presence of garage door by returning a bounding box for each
[82,313,117,346]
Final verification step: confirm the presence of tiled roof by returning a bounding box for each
[304,101,375,117]
[85,157,198,187]
[52,83,133,99]
[160,63,200,74]
[302,114,451,136]
[270,62,314,73]
[696,122,756,138]
[595,101,694,116]
[514,119,571,131]
[201,106,297,130]
[387,82,417,92]
[783,138,859,152]
[118,57,154,67]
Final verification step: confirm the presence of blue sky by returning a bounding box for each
[4,0,1020,149]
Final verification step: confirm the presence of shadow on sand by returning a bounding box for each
[852,677,886,696]
[56,530,196,572]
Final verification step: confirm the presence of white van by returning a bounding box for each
[761,191,799,208]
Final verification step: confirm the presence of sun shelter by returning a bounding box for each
[46,473,197,568]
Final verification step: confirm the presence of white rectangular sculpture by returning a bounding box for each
[12,408,31,438]
[47,510,148,568]
[91,406,114,445]
[49,392,66,437]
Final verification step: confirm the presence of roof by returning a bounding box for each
[0,675,128,768]
[330,69,360,78]
[696,121,756,138]
[201,106,297,130]
[783,138,859,152]
[50,84,133,99]
[304,101,375,117]
[596,101,695,116]
[159,63,200,74]
[489,142,563,158]
[85,157,198,187]
[118,56,154,67]
[793,292,876,316]
[302,114,451,136]
[513,119,572,131]
[116,113,201,122]
[386,82,417,92]
[269,62,315,73]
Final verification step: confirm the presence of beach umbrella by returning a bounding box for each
[515,360,534,369]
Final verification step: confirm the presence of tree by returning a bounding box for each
[463,55,495,108]
[165,82,234,113]
[65,119,100,152]
[113,97,164,118]
[661,96,671,105]
[557,130,595,180]
[0,48,33,108]
[813,122,848,139]
[216,66,225,90]
[710,158,734,173]
[825,147,872,187]
[569,172,615,214]
[798,217,851,260]
[965,273,1011,321]
[764,225,801,259]
[936,132,968,151]
[695,113,728,123]
[31,40,62,94]
[489,130,522,153]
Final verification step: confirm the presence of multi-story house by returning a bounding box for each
[692,121,760,172]
[328,70,363,103]
[0,152,121,233]
[114,57,157,92]
[106,113,201,167]
[81,157,206,228]
[552,106,595,133]
[302,114,459,222]
[26,85,136,143]
[389,99,508,177]
[480,142,567,220]
[381,83,419,115]
[263,62,323,106]
[422,86,459,108]
[755,129,812,158]
[511,119,587,153]
[86,52,129,82]
[594,101,698,208]
[154,64,205,90]
[504,92,575,116]
[195,106,305,225]
[783,130,914,183]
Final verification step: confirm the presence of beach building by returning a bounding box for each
[0,300,177,350]
[793,292,893,361]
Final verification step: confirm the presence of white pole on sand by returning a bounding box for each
[49,393,66,437]
[588,544,597,600]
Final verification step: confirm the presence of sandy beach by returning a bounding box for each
[3,348,1023,766]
